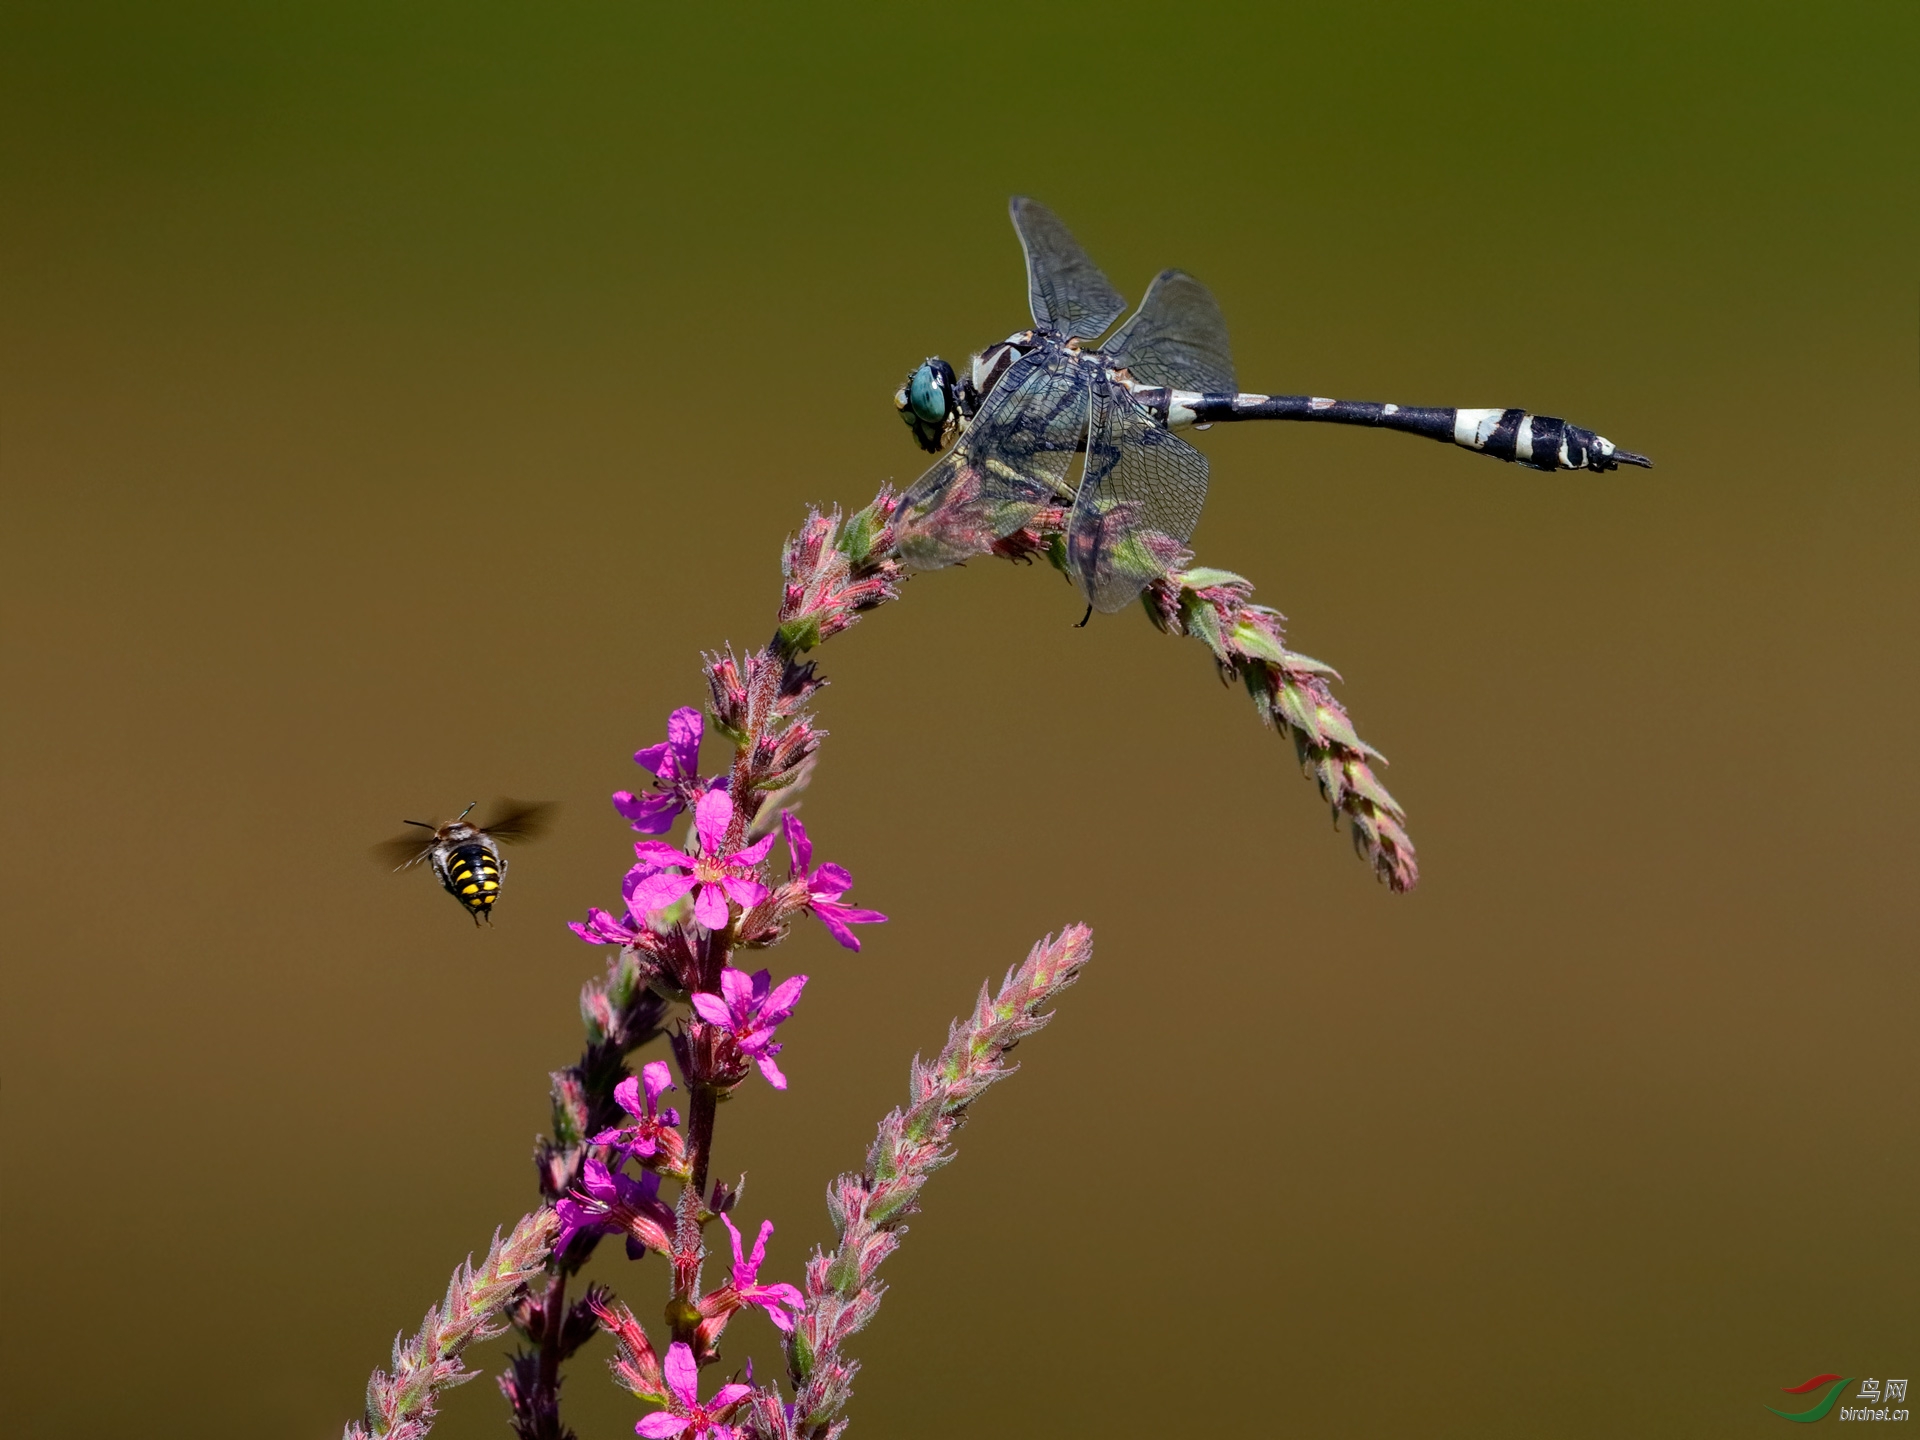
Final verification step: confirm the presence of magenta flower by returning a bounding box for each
[690,967,807,1090]
[614,707,722,835]
[717,1215,804,1333]
[628,789,774,932]
[569,865,666,947]
[591,1060,686,1172]
[555,1158,673,1258]
[635,1342,751,1440]
[570,906,643,947]
[781,811,887,951]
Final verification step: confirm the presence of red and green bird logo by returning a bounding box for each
[1767,1374,1854,1423]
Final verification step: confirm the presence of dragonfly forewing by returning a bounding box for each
[1103,268,1237,395]
[897,347,1091,569]
[1066,378,1210,613]
[1010,196,1127,341]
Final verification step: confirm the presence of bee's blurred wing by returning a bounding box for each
[482,799,558,843]
[374,834,437,870]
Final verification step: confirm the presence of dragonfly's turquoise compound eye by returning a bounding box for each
[907,363,947,424]
[896,357,958,453]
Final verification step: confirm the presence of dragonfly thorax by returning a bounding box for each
[970,337,1029,404]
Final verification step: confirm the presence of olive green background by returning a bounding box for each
[3,4,1915,1437]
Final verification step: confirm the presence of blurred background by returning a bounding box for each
[3,4,1915,1437]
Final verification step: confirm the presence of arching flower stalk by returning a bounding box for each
[349,468,1413,1440]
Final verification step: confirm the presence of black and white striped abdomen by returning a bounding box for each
[1162,389,1652,473]
[436,840,503,920]
[1447,408,1630,472]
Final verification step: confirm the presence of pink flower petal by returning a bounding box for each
[662,1342,699,1407]
[780,810,812,879]
[690,991,735,1028]
[628,872,696,919]
[579,1156,616,1196]
[665,706,703,777]
[718,966,757,1012]
[722,875,769,909]
[632,741,675,778]
[640,1059,675,1109]
[807,862,855,899]
[570,908,635,946]
[633,841,695,868]
[813,910,862,951]
[612,1074,644,1118]
[636,1414,690,1439]
[812,901,887,952]
[692,882,730,931]
[754,1049,788,1090]
[730,832,775,866]
[694,788,733,855]
[614,790,685,835]
[720,1213,749,1273]
[762,972,808,1016]
[710,1383,752,1409]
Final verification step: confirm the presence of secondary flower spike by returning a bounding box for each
[781,811,887,951]
[629,789,775,931]
[690,967,807,1090]
[636,1342,752,1440]
[614,707,722,834]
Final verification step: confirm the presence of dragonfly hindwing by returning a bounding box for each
[1104,268,1237,395]
[1066,376,1209,614]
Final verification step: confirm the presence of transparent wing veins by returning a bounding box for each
[1066,378,1210,613]
[1103,268,1237,395]
[1009,196,1127,341]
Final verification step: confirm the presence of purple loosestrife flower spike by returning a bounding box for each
[719,1215,806,1333]
[346,1209,557,1440]
[614,707,723,834]
[690,967,807,1090]
[1143,566,1418,890]
[636,1342,753,1440]
[780,812,887,952]
[630,790,776,931]
[785,927,1092,1440]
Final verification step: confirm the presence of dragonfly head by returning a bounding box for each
[895,357,959,452]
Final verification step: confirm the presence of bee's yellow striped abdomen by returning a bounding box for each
[440,841,503,921]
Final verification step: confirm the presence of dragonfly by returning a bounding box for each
[893,197,1652,615]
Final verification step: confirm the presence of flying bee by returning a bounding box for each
[376,799,556,924]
